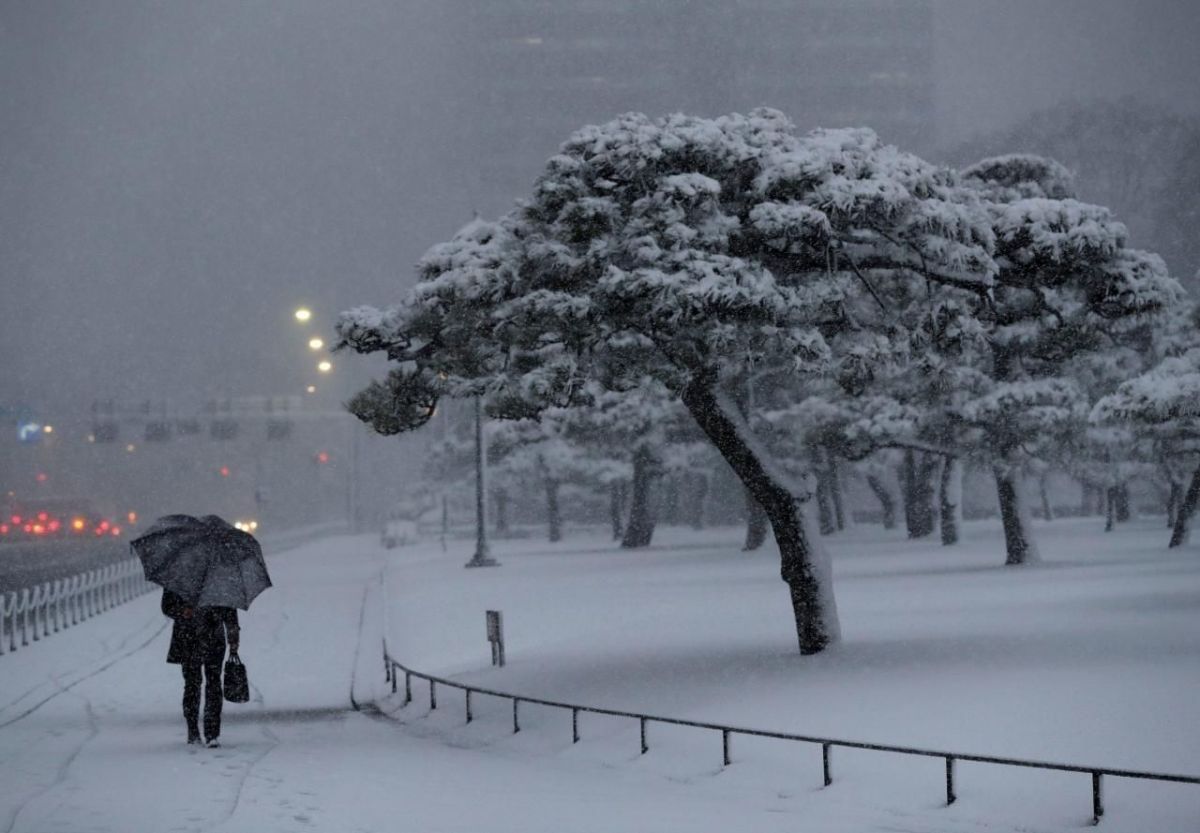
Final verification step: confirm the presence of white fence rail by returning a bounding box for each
[0,559,154,656]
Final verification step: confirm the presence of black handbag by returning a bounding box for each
[223,653,250,703]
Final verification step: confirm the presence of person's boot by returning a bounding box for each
[187,727,201,745]
[204,737,221,748]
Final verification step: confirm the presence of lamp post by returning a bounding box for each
[465,396,499,567]
[294,304,359,532]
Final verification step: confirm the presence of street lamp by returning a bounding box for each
[465,396,499,568]
[294,308,312,323]
[317,360,333,373]
[308,337,325,350]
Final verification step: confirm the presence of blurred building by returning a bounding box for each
[426,0,935,213]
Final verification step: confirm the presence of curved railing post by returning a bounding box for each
[50,580,61,633]
[30,585,43,641]
[20,588,31,646]
[0,591,10,654]
[38,582,50,639]
[89,570,98,618]
[946,756,956,805]
[41,582,53,639]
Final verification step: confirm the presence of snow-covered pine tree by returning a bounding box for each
[961,155,1182,564]
[1093,309,1200,546]
[552,382,684,549]
[337,110,999,654]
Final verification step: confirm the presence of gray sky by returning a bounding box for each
[2,0,1198,419]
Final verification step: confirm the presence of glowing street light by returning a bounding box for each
[308,337,325,350]
[294,308,312,323]
[42,425,54,434]
[317,360,333,373]
[306,384,317,394]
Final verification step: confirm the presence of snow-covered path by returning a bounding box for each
[1,524,1196,832]
[0,535,855,833]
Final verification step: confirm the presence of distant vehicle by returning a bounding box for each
[0,497,124,541]
[233,518,259,534]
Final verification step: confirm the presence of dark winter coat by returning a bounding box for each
[162,591,239,666]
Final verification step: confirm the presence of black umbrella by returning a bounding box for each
[131,514,271,610]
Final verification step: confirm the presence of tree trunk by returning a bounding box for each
[900,450,938,538]
[1167,480,1182,528]
[743,486,769,551]
[828,455,846,532]
[1169,465,1200,548]
[682,375,839,654]
[1114,484,1132,523]
[621,445,658,549]
[866,474,896,529]
[1038,472,1053,521]
[545,477,562,543]
[995,467,1040,565]
[1080,482,1101,517]
[815,465,836,536]
[939,457,961,546]
[610,481,626,541]
[661,476,681,526]
[1105,486,1116,532]
[689,473,709,530]
[493,487,509,534]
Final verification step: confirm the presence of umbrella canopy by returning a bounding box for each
[131,514,271,610]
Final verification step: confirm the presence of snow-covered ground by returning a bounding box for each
[0,517,1197,831]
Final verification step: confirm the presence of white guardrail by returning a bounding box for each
[0,559,154,656]
[0,521,350,657]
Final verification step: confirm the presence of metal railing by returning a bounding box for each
[0,559,154,655]
[381,644,1200,826]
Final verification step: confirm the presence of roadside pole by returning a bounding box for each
[465,396,498,567]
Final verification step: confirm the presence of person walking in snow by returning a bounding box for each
[162,590,239,747]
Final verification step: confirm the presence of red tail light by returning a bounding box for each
[0,524,9,534]
[48,520,60,532]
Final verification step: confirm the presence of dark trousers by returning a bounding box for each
[182,661,223,740]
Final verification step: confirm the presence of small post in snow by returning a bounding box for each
[487,610,505,666]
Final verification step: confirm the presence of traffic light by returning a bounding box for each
[315,451,330,464]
